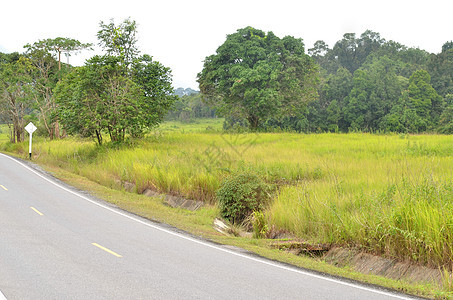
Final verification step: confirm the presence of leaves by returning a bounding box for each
[197,26,319,129]
[54,19,175,145]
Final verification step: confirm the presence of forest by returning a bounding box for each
[171,30,453,134]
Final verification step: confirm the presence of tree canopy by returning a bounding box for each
[287,30,452,134]
[54,19,176,144]
[197,27,318,129]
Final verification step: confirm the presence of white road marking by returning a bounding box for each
[0,153,413,299]
[0,290,7,299]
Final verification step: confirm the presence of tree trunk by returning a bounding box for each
[247,115,260,130]
[54,120,60,139]
[95,130,103,145]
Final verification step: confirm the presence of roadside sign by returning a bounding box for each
[25,122,37,134]
[25,122,37,159]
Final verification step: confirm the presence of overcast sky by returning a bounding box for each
[1,0,451,89]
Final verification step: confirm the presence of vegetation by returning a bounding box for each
[300,31,453,134]
[217,171,269,224]
[54,19,176,144]
[0,18,174,145]
[2,26,453,138]
[1,22,453,298]
[197,27,318,130]
[165,92,216,122]
[0,53,33,142]
[2,125,451,270]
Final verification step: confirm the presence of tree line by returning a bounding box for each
[197,28,453,134]
[0,19,176,144]
[2,24,452,145]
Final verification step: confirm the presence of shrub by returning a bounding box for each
[216,172,269,224]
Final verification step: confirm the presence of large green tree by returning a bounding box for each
[54,19,176,144]
[342,56,403,131]
[197,27,318,129]
[382,70,443,132]
[438,94,453,133]
[428,41,453,97]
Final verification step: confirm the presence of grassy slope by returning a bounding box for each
[1,120,452,299]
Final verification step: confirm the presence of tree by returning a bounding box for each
[0,53,34,143]
[97,18,139,68]
[382,70,443,132]
[330,30,385,75]
[428,42,453,97]
[24,37,91,139]
[438,94,453,133]
[408,70,443,124]
[197,27,318,130]
[26,37,92,71]
[54,19,176,144]
[130,54,176,133]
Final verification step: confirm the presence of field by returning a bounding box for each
[1,120,453,294]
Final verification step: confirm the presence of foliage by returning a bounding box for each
[216,172,269,224]
[54,19,176,144]
[0,53,34,143]
[251,210,269,238]
[284,30,452,134]
[428,42,453,97]
[22,37,91,139]
[438,94,453,133]
[166,92,216,122]
[25,37,92,70]
[198,27,318,129]
[97,18,139,68]
[55,54,175,144]
[382,70,444,132]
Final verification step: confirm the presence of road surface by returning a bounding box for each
[0,153,418,299]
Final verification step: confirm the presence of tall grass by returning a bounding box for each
[2,125,452,268]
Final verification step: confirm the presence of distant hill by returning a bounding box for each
[174,87,199,97]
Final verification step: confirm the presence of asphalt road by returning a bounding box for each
[0,153,419,299]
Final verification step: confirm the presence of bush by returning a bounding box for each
[216,172,269,224]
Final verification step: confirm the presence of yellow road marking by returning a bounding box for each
[92,243,122,258]
[0,185,7,191]
[30,207,44,216]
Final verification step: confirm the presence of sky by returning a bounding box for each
[1,0,452,89]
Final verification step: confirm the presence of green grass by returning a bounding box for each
[157,118,224,133]
[1,121,452,298]
[0,124,10,143]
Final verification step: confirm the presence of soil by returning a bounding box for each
[323,247,443,286]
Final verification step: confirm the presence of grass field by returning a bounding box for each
[1,120,453,297]
[0,124,10,143]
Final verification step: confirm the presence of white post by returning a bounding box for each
[29,132,33,159]
[25,122,37,160]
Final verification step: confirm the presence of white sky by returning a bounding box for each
[1,0,451,89]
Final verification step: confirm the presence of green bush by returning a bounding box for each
[216,172,269,224]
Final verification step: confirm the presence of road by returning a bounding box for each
[0,153,418,299]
